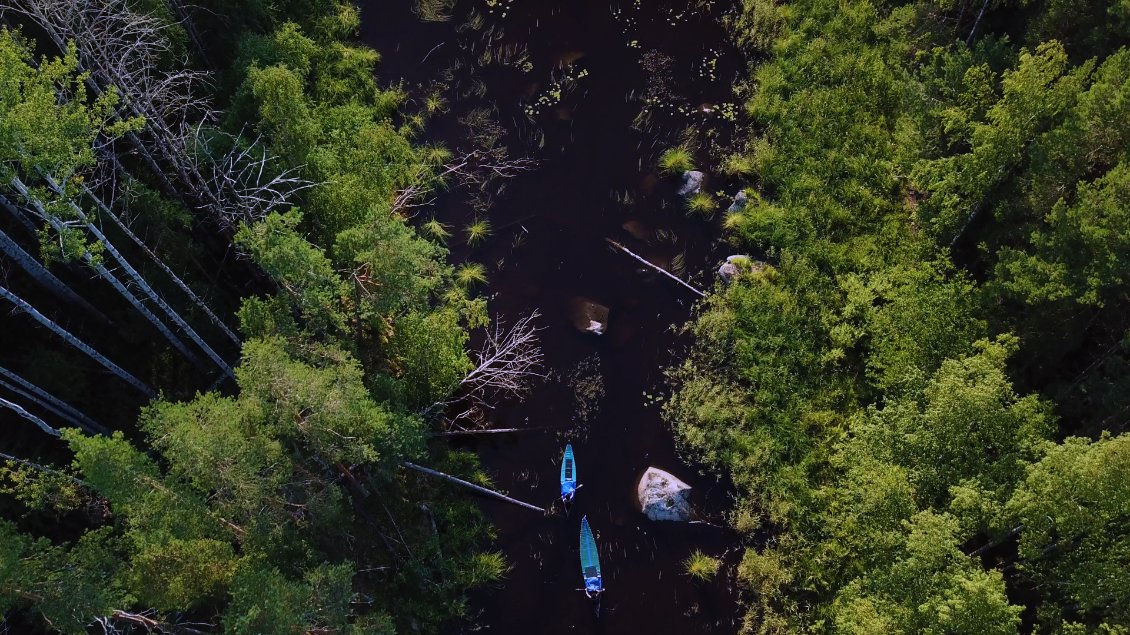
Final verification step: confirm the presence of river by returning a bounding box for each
[362,1,745,632]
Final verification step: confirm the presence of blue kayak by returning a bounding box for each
[579,516,602,598]
[560,443,578,503]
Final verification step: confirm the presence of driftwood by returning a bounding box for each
[402,461,545,513]
[432,427,547,437]
[605,238,706,298]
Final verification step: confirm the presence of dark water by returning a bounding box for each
[362,1,745,632]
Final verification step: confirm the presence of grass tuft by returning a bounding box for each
[454,262,488,287]
[465,217,492,246]
[684,550,721,582]
[421,218,451,241]
[687,192,718,216]
[658,146,696,175]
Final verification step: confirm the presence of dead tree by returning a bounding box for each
[460,310,544,400]
[435,311,545,429]
[0,394,61,437]
[1,0,223,215]
[0,365,109,435]
[78,178,240,346]
[0,204,111,326]
[392,148,537,215]
[41,173,236,378]
[0,283,155,397]
[189,129,316,231]
[9,177,215,373]
[402,461,545,513]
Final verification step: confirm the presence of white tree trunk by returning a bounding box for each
[0,284,155,398]
[0,365,109,435]
[9,177,208,371]
[0,217,110,326]
[78,181,240,346]
[41,174,236,378]
[0,395,61,437]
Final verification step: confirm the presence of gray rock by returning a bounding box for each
[727,190,749,213]
[677,171,705,196]
[636,467,692,522]
[718,254,766,282]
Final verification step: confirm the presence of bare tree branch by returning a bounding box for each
[393,148,536,215]
[456,310,546,408]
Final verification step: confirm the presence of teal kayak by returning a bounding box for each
[579,516,602,597]
[560,444,577,503]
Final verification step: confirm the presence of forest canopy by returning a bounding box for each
[0,0,509,632]
[667,0,1130,632]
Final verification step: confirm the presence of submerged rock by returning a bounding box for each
[677,170,705,196]
[636,467,693,522]
[621,220,651,241]
[727,190,749,213]
[568,297,609,335]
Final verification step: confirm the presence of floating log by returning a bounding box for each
[605,239,706,298]
[402,461,546,513]
[433,427,547,437]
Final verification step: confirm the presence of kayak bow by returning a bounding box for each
[560,443,578,503]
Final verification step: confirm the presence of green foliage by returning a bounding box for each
[464,217,492,245]
[831,512,1020,635]
[658,146,695,175]
[454,261,489,288]
[0,459,84,514]
[668,0,1130,630]
[236,210,350,336]
[686,191,718,216]
[683,550,721,581]
[1005,433,1130,628]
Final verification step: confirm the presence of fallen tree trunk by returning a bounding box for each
[432,427,547,437]
[605,238,706,298]
[402,461,545,513]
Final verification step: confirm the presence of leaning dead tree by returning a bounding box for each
[78,175,241,346]
[402,462,545,514]
[0,365,109,435]
[1,0,215,201]
[0,216,111,326]
[1,0,297,230]
[0,283,156,397]
[0,395,61,437]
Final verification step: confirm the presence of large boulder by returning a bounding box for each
[568,297,609,335]
[636,467,692,522]
[677,170,705,196]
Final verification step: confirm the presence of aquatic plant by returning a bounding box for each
[414,0,456,22]
[458,551,511,587]
[455,262,489,287]
[721,153,756,177]
[684,550,721,581]
[465,217,492,245]
[421,217,451,241]
[723,211,747,231]
[659,147,696,175]
[424,92,447,116]
[687,192,718,216]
